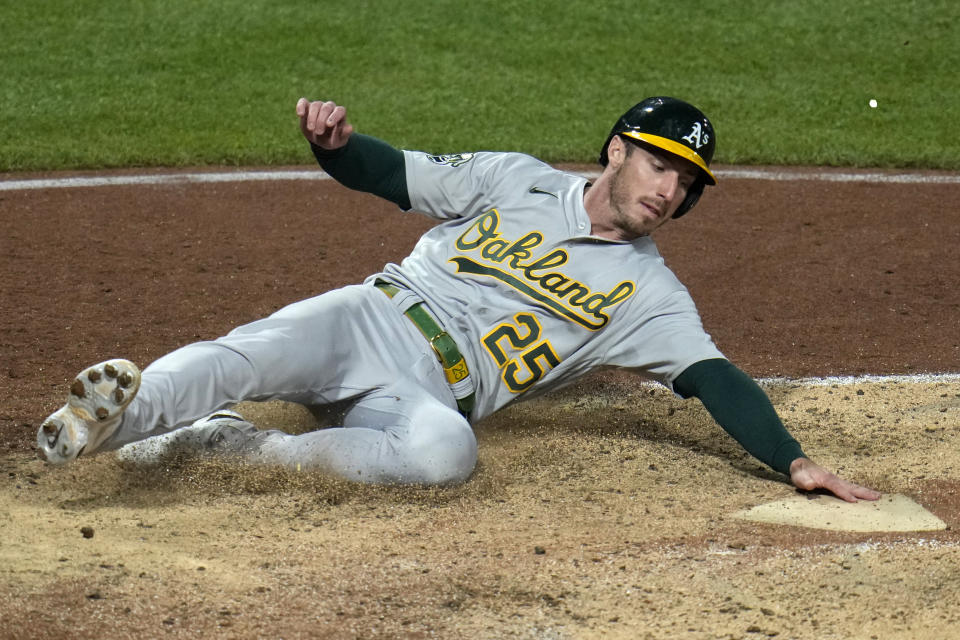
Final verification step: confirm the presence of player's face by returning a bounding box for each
[608,142,698,239]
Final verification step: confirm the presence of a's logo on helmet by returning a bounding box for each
[681,122,709,150]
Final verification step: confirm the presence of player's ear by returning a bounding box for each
[606,135,627,169]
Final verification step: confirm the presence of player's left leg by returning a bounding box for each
[250,382,478,485]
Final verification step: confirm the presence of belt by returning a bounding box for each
[375,282,476,416]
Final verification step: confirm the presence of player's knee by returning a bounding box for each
[406,420,477,486]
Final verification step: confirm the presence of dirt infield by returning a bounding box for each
[2,166,959,639]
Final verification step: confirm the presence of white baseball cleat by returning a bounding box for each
[37,359,141,464]
[115,410,262,464]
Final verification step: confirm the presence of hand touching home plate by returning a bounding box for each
[732,493,946,532]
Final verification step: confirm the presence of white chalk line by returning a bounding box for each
[718,169,960,184]
[757,372,960,388]
[0,170,329,192]
[2,166,960,191]
[623,372,960,391]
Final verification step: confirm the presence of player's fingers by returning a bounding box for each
[829,482,860,503]
[306,100,326,135]
[295,99,350,148]
[797,467,857,502]
[315,101,339,136]
[327,109,352,147]
[848,484,882,501]
[296,98,313,140]
[327,104,347,127]
[822,475,880,503]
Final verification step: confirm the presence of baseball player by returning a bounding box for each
[37,96,879,502]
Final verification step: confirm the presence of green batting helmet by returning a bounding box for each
[599,97,717,218]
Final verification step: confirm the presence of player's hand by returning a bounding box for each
[789,457,881,503]
[296,97,354,150]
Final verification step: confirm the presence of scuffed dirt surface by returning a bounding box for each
[3,383,959,639]
[1,166,959,638]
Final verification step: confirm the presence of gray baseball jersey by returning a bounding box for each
[371,150,725,420]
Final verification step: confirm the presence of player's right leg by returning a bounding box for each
[38,285,384,463]
[36,284,456,467]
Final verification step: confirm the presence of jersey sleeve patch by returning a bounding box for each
[426,153,475,167]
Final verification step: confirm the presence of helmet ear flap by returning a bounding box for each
[672,180,704,219]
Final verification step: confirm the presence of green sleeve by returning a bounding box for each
[673,358,806,475]
[310,134,411,210]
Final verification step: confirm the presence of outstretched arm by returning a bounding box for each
[674,358,880,503]
[295,97,410,209]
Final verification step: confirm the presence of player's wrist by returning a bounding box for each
[310,140,349,158]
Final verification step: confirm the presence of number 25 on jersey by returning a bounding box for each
[482,313,561,393]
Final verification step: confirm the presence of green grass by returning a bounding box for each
[1,0,957,171]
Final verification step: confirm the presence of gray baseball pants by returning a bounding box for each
[99,284,478,485]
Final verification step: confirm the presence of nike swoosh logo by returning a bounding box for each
[529,186,558,198]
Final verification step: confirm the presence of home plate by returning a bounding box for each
[731,493,946,532]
